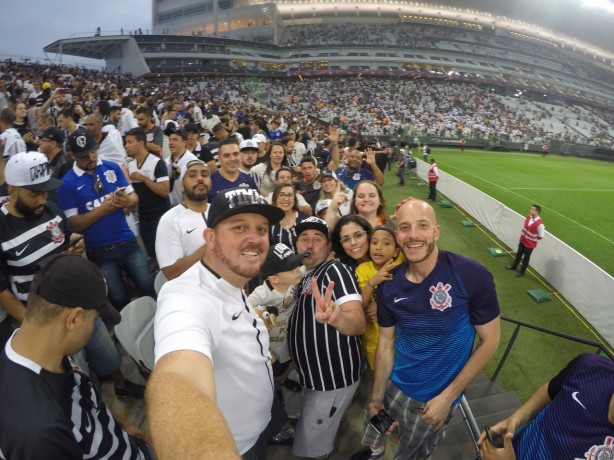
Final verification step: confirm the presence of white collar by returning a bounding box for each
[72,159,103,177]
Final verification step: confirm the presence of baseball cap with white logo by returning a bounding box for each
[206,187,283,228]
[68,128,99,158]
[240,139,259,151]
[252,133,267,144]
[5,152,63,192]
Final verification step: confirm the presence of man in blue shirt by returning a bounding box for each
[479,353,614,460]
[208,138,257,202]
[57,128,155,309]
[336,148,385,191]
[351,198,500,460]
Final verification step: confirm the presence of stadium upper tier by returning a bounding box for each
[45,7,614,105]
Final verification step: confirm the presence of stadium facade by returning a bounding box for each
[44,0,614,106]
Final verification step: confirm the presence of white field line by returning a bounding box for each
[443,163,614,246]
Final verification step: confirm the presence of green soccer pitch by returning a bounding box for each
[422,149,614,276]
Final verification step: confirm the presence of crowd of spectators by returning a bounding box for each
[281,23,614,90]
[1,58,614,148]
[0,54,611,460]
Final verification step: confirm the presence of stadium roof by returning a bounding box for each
[44,36,130,60]
[264,0,614,51]
[435,0,614,50]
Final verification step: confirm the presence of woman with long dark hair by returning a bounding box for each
[269,183,309,251]
[330,215,372,269]
[251,141,289,196]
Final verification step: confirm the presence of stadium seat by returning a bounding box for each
[115,296,157,375]
[154,271,168,295]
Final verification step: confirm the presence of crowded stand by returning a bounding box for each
[0,54,612,460]
[280,23,614,90]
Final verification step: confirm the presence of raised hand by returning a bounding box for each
[312,277,341,326]
[364,147,376,165]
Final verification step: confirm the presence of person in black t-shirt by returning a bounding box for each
[0,254,153,460]
[125,127,170,259]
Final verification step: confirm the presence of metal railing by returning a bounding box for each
[456,315,612,458]
[491,316,613,383]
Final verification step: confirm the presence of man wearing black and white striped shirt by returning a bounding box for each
[289,216,366,460]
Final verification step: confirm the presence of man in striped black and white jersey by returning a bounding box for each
[0,151,66,346]
[0,152,146,400]
[289,216,366,459]
[0,254,153,460]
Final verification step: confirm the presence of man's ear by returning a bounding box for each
[204,227,215,246]
[64,307,85,332]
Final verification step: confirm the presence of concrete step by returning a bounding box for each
[466,391,521,416]
[467,372,490,386]
[432,440,478,460]
[464,380,504,400]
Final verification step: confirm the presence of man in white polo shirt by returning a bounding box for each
[148,187,284,459]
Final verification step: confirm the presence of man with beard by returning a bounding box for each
[149,187,284,459]
[350,198,500,460]
[135,106,163,157]
[57,128,155,310]
[125,127,170,260]
[155,160,211,280]
[0,151,146,399]
[0,152,67,347]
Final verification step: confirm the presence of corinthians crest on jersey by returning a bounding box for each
[46,220,65,244]
[429,281,452,312]
[585,436,614,460]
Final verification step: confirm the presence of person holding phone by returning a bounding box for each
[351,198,500,460]
[0,152,143,400]
[478,353,614,460]
[57,128,155,310]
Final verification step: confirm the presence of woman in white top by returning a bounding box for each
[251,141,289,196]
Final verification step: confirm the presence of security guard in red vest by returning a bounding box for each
[506,204,545,277]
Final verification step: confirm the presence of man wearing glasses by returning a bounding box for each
[336,148,385,191]
[289,216,366,459]
[57,128,155,310]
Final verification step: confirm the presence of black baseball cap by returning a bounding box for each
[68,128,99,158]
[41,127,65,144]
[207,188,284,228]
[184,123,200,133]
[295,216,329,240]
[30,254,121,325]
[261,243,305,278]
[319,170,338,181]
[164,123,187,140]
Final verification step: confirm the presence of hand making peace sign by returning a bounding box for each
[311,277,341,326]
